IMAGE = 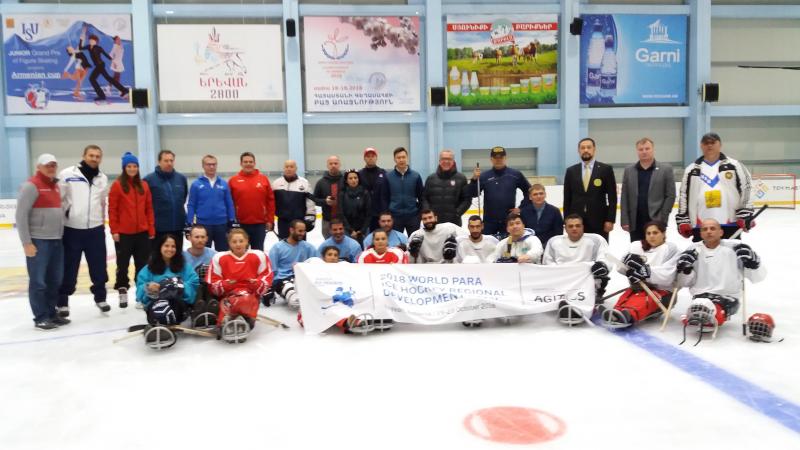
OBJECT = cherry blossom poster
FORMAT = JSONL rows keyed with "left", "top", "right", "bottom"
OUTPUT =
{"left": 303, "top": 16, "right": 420, "bottom": 112}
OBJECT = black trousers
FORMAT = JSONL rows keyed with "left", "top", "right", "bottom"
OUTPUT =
{"left": 58, "top": 226, "right": 107, "bottom": 306}
{"left": 89, "top": 64, "right": 128, "bottom": 99}
{"left": 114, "top": 232, "right": 150, "bottom": 290}
{"left": 392, "top": 214, "right": 420, "bottom": 235}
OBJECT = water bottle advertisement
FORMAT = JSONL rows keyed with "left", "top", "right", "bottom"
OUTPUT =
{"left": 446, "top": 15, "right": 558, "bottom": 110}
{"left": 580, "top": 14, "right": 687, "bottom": 106}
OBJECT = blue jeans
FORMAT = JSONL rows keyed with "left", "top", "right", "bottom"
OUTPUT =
{"left": 27, "top": 239, "right": 64, "bottom": 322}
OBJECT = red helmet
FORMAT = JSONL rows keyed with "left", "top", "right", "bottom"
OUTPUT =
{"left": 748, "top": 313, "right": 775, "bottom": 339}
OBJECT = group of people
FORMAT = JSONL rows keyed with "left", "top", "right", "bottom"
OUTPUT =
{"left": 16, "top": 131, "right": 774, "bottom": 343}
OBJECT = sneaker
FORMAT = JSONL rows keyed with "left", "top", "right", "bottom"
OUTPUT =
{"left": 135, "top": 302, "right": 144, "bottom": 310}
{"left": 52, "top": 316, "right": 71, "bottom": 326}
{"left": 35, "top": 320, "right": 57, "bottom": 331}
{"left": 57, "top": 306, "right": 70, "bottom": 318}
{"left": 118, "top": 288, "right": 128, "bottom": 308}
{"left": 96, "top": 301, "right": 111, "bottom": 313}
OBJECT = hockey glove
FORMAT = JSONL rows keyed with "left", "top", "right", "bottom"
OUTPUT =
{"left": 496, "top": 256, "right": 519, "bottom": 264}
{"left": 675, "top": 214, "right": 693, "bottom": 238}
{"left": 626, "top": 264, "right": 651, "bottom": 284}
{"left": 734, "top": 243, "right": 760, "bottom": 269}
{"left": 622, "top": 253, "right": 646, "bottom": 272}
{"left": 591, "top": 261, "right": 609, "bottom": 279}
{"left": 677, "top": 249, "right": 698, "bottom": 274}
{"left": 228, "top": 221, "right": 241, "bottom": 229}
{"left": 183, "top": 224, "right": 193, "bottom": 239}
{"left": 304, "top": 217, "right": 316, "bottom": 232}
{"left": 442, "top": 235, "right": 458, "bottom": 261}
{"left": 735, "top": 208, "right": 756, "bottom": 231}
{"left": 408, "top": 235, "right": 424, "bottom": 258}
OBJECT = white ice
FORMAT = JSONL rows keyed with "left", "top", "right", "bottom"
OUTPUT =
{"left": 1, "top": 209, "right": 799, "bottom": 450}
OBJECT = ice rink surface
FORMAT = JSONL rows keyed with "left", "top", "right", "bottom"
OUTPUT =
{"left": 1, "top": 209, "right": 799, "bottom": 450}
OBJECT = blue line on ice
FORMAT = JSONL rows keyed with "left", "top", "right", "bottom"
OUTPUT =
{"left": 620, "top": 326, "right": 800, "bottom": 435}
{"left": 0, "top": 327, "right": 128, "bottom": 347}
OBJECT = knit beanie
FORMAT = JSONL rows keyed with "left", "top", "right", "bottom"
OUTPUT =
{"left": 121, "top": 152, "right": 139, "bottom": 170}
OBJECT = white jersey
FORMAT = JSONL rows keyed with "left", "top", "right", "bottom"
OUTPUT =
{"left": 490, "top": 229, "right": 543, "bottom": 263}
{"left": 618, "top": 241, "right": 679, "bottom": 291}
{"left": 543, "top": 233, "right": 608, "bottom": 265}
{"left": 409, "top": 222, "right": 466, "bottom": 264}
{"left": 678, "top": 239, "right": 766, "bottom": 298}
{"left": 457, "top": 234, "right": 499, "bottom": 263}
{"left": 677, "top": 154, "right": 753, "bottom": 228}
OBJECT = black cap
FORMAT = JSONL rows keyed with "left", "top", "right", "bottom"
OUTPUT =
{"left": 701, "top": 132, "right": 721, "bottom": 144}
{"left": 490, "top": 146, "right": 507, "bottom": 157}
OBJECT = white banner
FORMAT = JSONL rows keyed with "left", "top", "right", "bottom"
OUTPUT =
{"left": 295, "top": 262, "right": 595, "bottom": 334}
{"left": 156, "top": 24, "right": 284, "bottom": 101}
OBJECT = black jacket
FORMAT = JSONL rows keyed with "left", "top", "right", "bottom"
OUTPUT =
{"left": 338, "top": 185, "right": 372, "bottom": 236}
{"left": 358, "top": 166, "right": 387, "bottom": 216}
{"left": 563, "top": 160, "right": 617, "bottom": 235}
{"left": 422, "top": 166, "right": 471, "bottom": 226}
{"left": 313, "top": 172, "right": 344, "bottom": 221}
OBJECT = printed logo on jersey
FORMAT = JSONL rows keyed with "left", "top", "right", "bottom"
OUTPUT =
{"left": 699, "top": 172, "right": 719, "bottom": 188}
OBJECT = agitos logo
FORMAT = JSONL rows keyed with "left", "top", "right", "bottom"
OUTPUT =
{"left": 527, "top": 289, "right": 587, "bottom": 304}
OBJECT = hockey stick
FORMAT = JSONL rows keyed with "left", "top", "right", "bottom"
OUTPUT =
{"left": 731, "top": 204, "right": 768, "bottom": 337}
{"left": 170, "top": 325, "right": 216, "bottom": 338}
{"left": 605, "top": 253, "right": 668, "bottom": 315}
{"left": 257, "top": 314, "right": 290, "bottom": 329}
{"left": 476, "top": 163, "right": 482, "bottom": 218}
{"left": 113, "top": 329, "right": 144, "bottom": 344}
{"left": 660, "top": 279, "right": 680, "bottom": 331}
{"left": 600, "top": 286, "right": 629, "bottom": 302}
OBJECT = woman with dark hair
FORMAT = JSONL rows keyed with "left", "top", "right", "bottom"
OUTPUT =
{"left": 338, "top": 169, "right": 371, "bottom": 245}
{"left": 357, "top": 229, "right": 407, "bottom": 264}
{"left": 601, "top": 220, "right": 679, "bottom": 328}
{"left": 135, "top": 234, "right": 198, "bottom": 309}
{"left": 109, "top": 152, "right": 154, "bottom": 309}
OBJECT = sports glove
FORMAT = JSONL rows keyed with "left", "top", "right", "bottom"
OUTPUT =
{"left": 183, "top": 224, "right": 193, "bottom": 239}
{"left": 228, "top": 221, "right": 241, "bottom": 229}
{"left": 591, "top": 261, "right": 609, "bottom": 279}
{"left": 496, "top": 256, "right": 518, "bottom": 264}
{"left": 675, "top": 214, "right": 693, "bottom": 238}
{"left": 622, "top": 253, "right": 646, "bottom": 272}
{"left": 304, "top": 217, "right": 316, "bottom": 232}
{"left": 734, "top": 243, "right": 760, "bottom": 269}
{"left": 442, "top": 235, "right": 457, "bottom": 261}
{"left": 626, "top": 265, "right": 651, "bottom": 284}
{"left": 409, "top": 235, "right": 424, "bottom": 258}
{"left": 676, "top": 249, "right": 698, "bottom": 274}
{"left": 735, "top": 209, "right": 756, "bottom": 231}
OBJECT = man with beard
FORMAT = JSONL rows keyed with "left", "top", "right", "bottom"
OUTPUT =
{"left": 362, "top": 211, "right": 408, "bottom": 250}
{"left": 422, "top": 149, "right": 471, "bottom": 226}
{"left": 313, "top": 155, "right": 344, "bottom": 239}
{"left": 456, "top": 215, "right": 499, "bottom": 263}
{"left": 318, "top": 219, "right": 362, "bottom": 263}
{"left": 266, "top": 220, "right": 317, "bottom": 309}
{"left": 358, "top": 147, "right": 387, "bottom": 231}
{"left": 407, "top": 209, "right": 466, "bottom": 264}
{"left": 563, "top": 138, "right": 617, "bottom": 241}
{"left": 273, "top": 159, "right": 316, "bottom": 239}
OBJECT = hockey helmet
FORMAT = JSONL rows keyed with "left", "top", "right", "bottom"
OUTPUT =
{"left": 748, "top": 313, "right": 775, "bottom": 341}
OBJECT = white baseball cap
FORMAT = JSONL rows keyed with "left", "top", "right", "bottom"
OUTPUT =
{"left": 37, "top": 154, "right": 57, "bottom": 166}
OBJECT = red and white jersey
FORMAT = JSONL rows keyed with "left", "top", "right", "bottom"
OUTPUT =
{"left": 357, "top": 247, "right": 408, "bottom": 264}
{"left": 207, "top": 249, "right": 274, "bottom": 297}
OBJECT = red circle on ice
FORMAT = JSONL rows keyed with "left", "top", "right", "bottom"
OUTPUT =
{"left": 463, "top": 406, "right": 566, "bottom": 445}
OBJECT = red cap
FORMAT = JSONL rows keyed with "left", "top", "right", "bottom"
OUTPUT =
{"left": 364, "top": 147, "right": 378, "bottom": 157}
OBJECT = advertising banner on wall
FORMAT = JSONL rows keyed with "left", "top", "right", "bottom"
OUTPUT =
{"left": 3, "top": 14, "right": 134, "bottom": 114}
{"left": 580, "top": 14, "right": 687, "bottom": 105}
{"left": 445, "top": 15, "right": 558, "bottom": 110}
{"left": 156, "top": 24, "right": 284, "bottom": 102}
{"left": 303, "top": 16, "right": 421, "bottom": 112}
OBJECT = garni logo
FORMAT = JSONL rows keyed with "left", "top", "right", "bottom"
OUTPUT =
{"left": 321, "top": 28, "right": 349, "bottom": 60}
{"left": 636, "top": 19, "right": 681, "bottom": 64}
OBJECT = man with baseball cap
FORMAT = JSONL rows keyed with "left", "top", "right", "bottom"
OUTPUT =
{"left": 467, "top": 146, "right": 531, "bottom": 238}
{"left": 358, "top": 147, "right": 387, "bottom": 231}
{"left": 16, "top": 154, "right": 70, "bottom": 330}
{"left": 676, "top": 132, "right": 755, "bottom": 241}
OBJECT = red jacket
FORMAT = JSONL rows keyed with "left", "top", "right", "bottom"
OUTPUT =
{"left": 207, "top": 250, "right": 273, "bottom": 297}
{"left": 108, "top": 179, "right": 155, "bottom": 236}
{"left": 229, "top": 169, "right": 275, "bottom": 225}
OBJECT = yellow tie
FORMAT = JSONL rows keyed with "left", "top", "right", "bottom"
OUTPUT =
{"left": 582, "top": 163, "right": 591, "bottom": 191}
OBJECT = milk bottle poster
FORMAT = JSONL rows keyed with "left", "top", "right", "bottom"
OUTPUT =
{"left": 3, "top": 14, "right": 134, "bottom": 114}
{"left": 446, "top": 15, "right": 558, "bottom": 110}
{"left": 157, "top": 24, "right": 284, "bottom": 102}
{"left": 303, "top": 16, "right": 420, "bottom": 112}
{"left": 580, "top": 14, "right": 687, "bottom": 105}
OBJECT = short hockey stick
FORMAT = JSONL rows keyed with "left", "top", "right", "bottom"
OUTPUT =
{"left": 257, "top": 314, "right": 290, "bottom": 329}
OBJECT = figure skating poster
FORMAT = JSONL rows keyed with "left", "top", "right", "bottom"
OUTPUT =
{"left": 580, "top": 14, "right": 687, "bottom": 105}
{"left": 3, "top": 14, "right": 134, "bottom": 114}
{"left": 303, "top": 16, "right": 421, "bottom": 112}
{"left": 156, "top": 24, "right": 284, "bottom": 102}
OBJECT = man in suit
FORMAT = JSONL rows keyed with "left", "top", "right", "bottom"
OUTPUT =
{"left": 620, "top": 138, "right": 676, "bottom": 241}
{"left": 520, "top": 184, "right": 563, "bottom": 248}
{"left": 563, "top": 138, "right": 617, "bottom": 242}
